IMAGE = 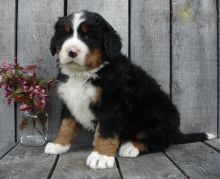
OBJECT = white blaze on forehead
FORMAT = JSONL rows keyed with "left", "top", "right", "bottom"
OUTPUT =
{"left": 73, "top": 12, "right": 85, "bottom": 35}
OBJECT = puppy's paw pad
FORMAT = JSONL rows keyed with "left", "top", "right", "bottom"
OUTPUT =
{"left": 86, "top": 151, "right": 115, "bottom": 169}
{"left": 44, "top": 142, "right": 70, "bottom": 154}
{"left": 119, "top": 142, "right": 139, "bottom": 158}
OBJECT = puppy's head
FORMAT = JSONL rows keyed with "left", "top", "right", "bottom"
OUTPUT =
{"left": 50, "top": 10, "right": 122, "bottom": 69}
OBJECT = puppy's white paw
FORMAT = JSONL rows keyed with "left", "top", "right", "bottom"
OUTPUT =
{"left": 86, "top": 151, "right": 115, "bottom": 169}
{"left": 119, "top": 142, "right": 139, "bottom": 158}
{"left": 206, "top": 133, "right": 216, "bottom": 140}
{"left": 44, "top": 142, "right": 70, "bottom": 154}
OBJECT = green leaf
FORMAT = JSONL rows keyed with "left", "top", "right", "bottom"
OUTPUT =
{"left": 15, "top": 87, "right": 24, "bottom": 94}
{"left": 14, "top": 69, "right": 20, "bottom": 77}
{"left": 39, "top": 79, "right": 45, "bottom": 84}
{"left": 22, "top": 74, "right": 30, "bottom": 80}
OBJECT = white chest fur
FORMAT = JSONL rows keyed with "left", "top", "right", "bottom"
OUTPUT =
{"left": 57, "top": 77, "right": 96, "bottom": 130}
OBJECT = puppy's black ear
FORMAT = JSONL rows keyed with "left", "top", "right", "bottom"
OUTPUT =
{"left": 50, "top": 17, "right": 61, "bottom": 56}
{"left": 103, "top": 22, "right": 122, "bottom": 59}
{"left": 50, "top": 18, "right": 60, "bottom": 56}
{"left": 84, "top": 11, "right": 121, "bottom": 59}
{"left": 50, "top": 35, "right": 57, "bottom": 56}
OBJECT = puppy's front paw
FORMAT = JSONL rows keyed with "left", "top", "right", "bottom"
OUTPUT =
{"left": 86, "top": 151, "right": 115, "bottom": 169}
{"left": 44, "top": 142, "right": 70, "bottom": 154}
{"left": 119, "top": 142, "right": 139, "bottom": 158}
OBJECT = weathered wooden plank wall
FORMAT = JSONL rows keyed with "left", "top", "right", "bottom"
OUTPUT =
{"left": 172, "top": 0, "right": 218, "bottom": 135}
{"left": 0, "top": 0, "right": 219, "bottom": 144}
{"left": 131, "top": 0, "right": 170, "bottom": 93}
{"left": 0, "top": 0, "right": 15, "bottom": 147}
{"left": 218, "top": 0, "right": 220, "bottom": 138}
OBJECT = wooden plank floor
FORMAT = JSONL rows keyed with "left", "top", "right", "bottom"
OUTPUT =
{"left": 0, "top": 139, "right": 220, "bottom": 179}
{"left": 0, "top": 142, "right": 17, "bottom": 160}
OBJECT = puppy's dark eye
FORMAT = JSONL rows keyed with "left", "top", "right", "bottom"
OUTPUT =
{"left": 80, "top": 22, "right": 89, "bottom": 34}
{"left": 64, "top": 24, "right": 72, "bottom": 34}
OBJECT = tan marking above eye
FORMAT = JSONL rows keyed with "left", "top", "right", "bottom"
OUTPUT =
{"left": 81, "top": 21, "right": 89, "bottom": 33}
{"left": 64, "top": 23, "right": 71, "bottom": 33}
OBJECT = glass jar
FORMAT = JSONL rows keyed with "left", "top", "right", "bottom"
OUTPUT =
{"left": 19, "top": 110, "right": 48, "bottom": 146}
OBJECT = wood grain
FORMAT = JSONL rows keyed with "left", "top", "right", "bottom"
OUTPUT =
{"left": 205, "top": 139, "right": 220, "bottom": 151}
{"left": 165, "top": 142, "right": 220, "bottom": 179}
{"left": 0, "top": 143, "right": 16, "bottom": 159}
{"left": 130, "top": 0, "right": 170, "bottom": 93}
{"left": 68, "top": 0, "right": 128, "bottom": 55}
{"left": 218, "top": 0, "right": 220, "bottom": 138}
{"left": 17, "top": 0, "right": 64, "bottom": 140}
{"left": 51, "top": 130, "right": 121, "bottom": 179}
{"left": 0, "top": 144, "right": 57, "bottom": 179}
{"left": 172, "top": 0, "right": 218, "bottom": 134}
{"left": 118, "top": 152, "right": 186, "bottom": 179}
{"left": 0, "top": 0, "right": 16, "bottom": 60}
{"left": 0, "top": 0, "right": 15, "bottom": 147}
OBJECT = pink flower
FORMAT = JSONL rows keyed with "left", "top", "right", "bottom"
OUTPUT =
{"left": 1, "top": 84, "right": 7, "bottom": 89}
{"left": 3, "top": 91, "right": 10, "bottom": 97}
{"left": 34, "top": 89, "right": 39, "bottom": 93}
{"left": 29, "top": 93, "right": 34, "bottom": 99}
{"left": 29, "top": 86, "right": 34, "bottom": 91}
{"left": 2, "top": 63, "right": 9, "bottom": 69}
{"left": 23, "top": 85, "right": 29, "bottom": 92}
{"left": 19, "top": 104, "right": 31, "bottom": 111}
{"left": 0, "top": 60, "right": 53, "bottom": 112}
{"left": 35, "top": 85, "right": 40, "bottom": 89}
{"left": 41, "top": 99, "right": 46, "bottom": 105}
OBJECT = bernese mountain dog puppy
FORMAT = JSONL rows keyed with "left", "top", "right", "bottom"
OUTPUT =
{"left": 45, "top": 10, "right": 215, "bottom": 169}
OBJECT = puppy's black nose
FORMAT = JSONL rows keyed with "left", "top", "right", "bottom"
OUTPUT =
{"left": 67, "top": 46, "right": 80, "bottom": 58}
{"left": 68, "top": 51, "right": 77, "bottom": 58}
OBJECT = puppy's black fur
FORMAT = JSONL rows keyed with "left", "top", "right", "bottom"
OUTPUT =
{"left": 51, "top": 11, "right": 209, "bottom": 153}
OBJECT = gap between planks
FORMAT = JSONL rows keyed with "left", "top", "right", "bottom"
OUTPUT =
{"left": 0, "top": 143, "right": 18, "bottom": 160}
{"left": 47, "top": 155, "right": 59, "bottom": 179}
{"left": 115, "top": 157, "right": 124, "bottom": 179}
{"left": 162, "top": 151, "right": 189, "bottom": 178}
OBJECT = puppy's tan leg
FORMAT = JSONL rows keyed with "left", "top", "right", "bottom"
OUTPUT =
{"left": 87, "top": 124, "right": 119, "bottom": 169}
{"left": 45, "top": 117, "right": 78, "bottom": 154}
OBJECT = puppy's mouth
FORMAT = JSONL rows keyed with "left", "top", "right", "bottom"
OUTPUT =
{"left": 66, "top": 60, "right": 76, "bottom": 65}
{"left": 65, "top": 56, "right": 79, "bottom": 65}
{"left": 65, "top": 58, "right": 85, "bottom": 68}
